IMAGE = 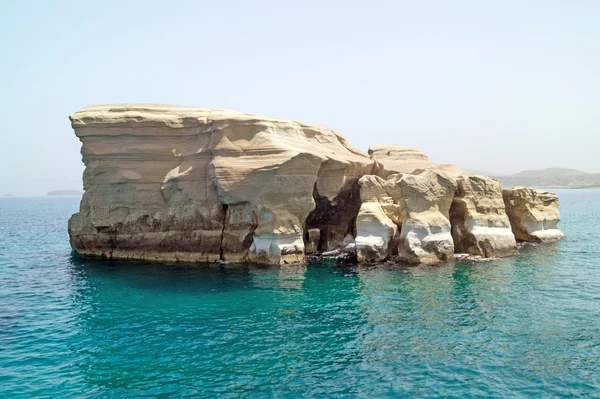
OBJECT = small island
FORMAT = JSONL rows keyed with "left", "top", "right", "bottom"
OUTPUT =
{"left": 47, "top": 190, "right": 83, "bottom": 196}
{"left": 67, "top": 104, "right": 566, "bottom": 266}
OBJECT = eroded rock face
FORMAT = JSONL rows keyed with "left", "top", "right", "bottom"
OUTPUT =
{"left": 369, "top": 145, "right": 435, "bottom": 177}
{"left": 69, "top": 104, "right": 565, "bottom": 266}
{"left": 355, "top": 171, "right": 527, "bottom": 263}
{"left": 450, "top": 176, "right": 517, "bottom": 258}
{"left": 502, "top": 187, "right": 565, "bottom": 243}
{"left": 355, "top": 170, "right": 457, "bottom": 264}
{"left": 68, "top": 104, "right": 373, "bottom": 265}
{"left": 394, "top": 170, "right": 458, "bottom": 264}
{"left": 369, "top": 145, "right": 465, "bottom": 178}
{"left": 355, "top": 175, "right": 399, "bottom": 262}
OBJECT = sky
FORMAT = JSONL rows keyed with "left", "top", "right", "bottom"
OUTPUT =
{"left": 1, "top": 0, "right": 599, "bottom": 195}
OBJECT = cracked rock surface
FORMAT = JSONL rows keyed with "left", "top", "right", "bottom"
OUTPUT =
{"left": 68, "top": 104, "right": 373, "bottom": 265}
{"left": 502, "top": 187, "right": 566, "bottom": 243}
{"left": 68, "top": 105, "right": 565, "bottom": 265}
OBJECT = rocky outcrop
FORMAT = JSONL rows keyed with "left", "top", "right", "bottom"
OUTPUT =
{"left": 502, "top": 187, "right": 566, "bottom": 243}
{"left": 394, "top": 170, "right": 458, "bottom": 264}
{"left": 68, "top": 104, "right": 373, "bottom": 265}
{"left": 355, "top": 175, "right": 399, "bottom": 262}
{"left": 355, "top": 170, "right": 458, "bottom": 264}
{"left": 68, "top": 104, "right": 565, "bottom": 266}
{"left": 369, "top": 145, "right": 435, "bottom": 177}
{"left": 369, "top": 145, "right": 465, "bottom": 178}
{"left": 450, "top": 176, "right": 517, "bottom": 258}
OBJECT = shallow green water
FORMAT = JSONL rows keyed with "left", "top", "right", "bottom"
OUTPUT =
{"left": 1, "top": 190, "right": 599, "bottom": 397}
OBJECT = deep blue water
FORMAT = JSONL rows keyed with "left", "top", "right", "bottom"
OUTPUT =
{"left": 1, "top": 190, "right": 599, "bottom": 398}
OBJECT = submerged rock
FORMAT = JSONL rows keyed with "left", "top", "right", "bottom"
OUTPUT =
{"left": 502, "top": 187, "right": 566, "bottom": 243}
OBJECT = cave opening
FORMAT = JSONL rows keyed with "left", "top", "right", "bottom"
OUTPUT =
{"left": 304, "top": 179, "right": 362, "bottom": 253}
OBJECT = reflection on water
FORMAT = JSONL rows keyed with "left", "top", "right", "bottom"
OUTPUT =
{"left": 1, "top": 193, "right": 600, "bottom": 397}
{"left": 64, "top": 257, "right": 370, "bottom": 397}
{"left": 59, "top": 251, "right": 600, "bottom": 397}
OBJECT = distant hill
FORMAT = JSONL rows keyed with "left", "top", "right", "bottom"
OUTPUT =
{"left": 47, "top": 190, "right": 83, "bottom": 196}
{"left": 512, "top": 168, "right": 590, "bottom": 178}
{"left": 493, "top": 168, "right": 600, "bottom": 189}
{"left": 466, "top": 169, "right": 509, "bottom": 177}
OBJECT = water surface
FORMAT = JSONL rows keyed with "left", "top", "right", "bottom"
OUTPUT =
{"left": 1, "top": 191, "right": 599, "bottom": 397}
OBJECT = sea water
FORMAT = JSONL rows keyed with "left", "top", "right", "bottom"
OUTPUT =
{"left": 1, "top": 190, "right": 599, "bottom": 397}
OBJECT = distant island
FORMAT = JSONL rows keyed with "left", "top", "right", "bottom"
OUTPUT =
{"left": 3, "top": 194, "right": 14, "bottom": 197}
{"left": 492, "top": 168, "right": 600, "bottom": 189}
{"left": 47, "top": 190, "right": 83, "bottom": 196}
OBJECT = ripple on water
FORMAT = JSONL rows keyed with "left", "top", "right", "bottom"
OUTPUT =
{"left": 0, "top": 193, "right": 599, "bottom": 397}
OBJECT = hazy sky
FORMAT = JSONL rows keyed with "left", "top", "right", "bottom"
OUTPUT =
{"left": 2, "top": 1, "right": 599, "bottom": 195}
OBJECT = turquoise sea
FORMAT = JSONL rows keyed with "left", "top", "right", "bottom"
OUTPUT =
{"left": 1, "top": 190, "right": 599, "bottom": 398}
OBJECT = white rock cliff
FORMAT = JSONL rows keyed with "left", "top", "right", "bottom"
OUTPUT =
{"left": 68, "top": 105, "right": 373, "bottom": 265}
{"left": 502, "top": 187, "right": 566, "bottom": 243}
{"left": 68, "top": 105, "right": 565, "bottom": 265}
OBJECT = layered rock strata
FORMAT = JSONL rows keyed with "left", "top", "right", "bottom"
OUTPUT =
{"left": 68, "top": 105, "right": 565, "bottom": 266}
{"left": 68, "top": 105, "right": 373, "bottom": 265}
{"left": 355, "top": 170, "right": 458, "bottom": 264}
{"left": 394, "top": 170, "right": 458, "bottom": 264}
{"left": 450, "top": 176, "right": 517, "bottom": 258}
{"left": 355, "top": 175, "right": 400, "bottom": 262}
{"left": 369, "top": 145, "right": 436, "bottom": 177}
{"left": 502, "top": 187, "right": 566, "bottom": 243}
{"left": 369, "top": 144, "right": 465, "bottom": 178}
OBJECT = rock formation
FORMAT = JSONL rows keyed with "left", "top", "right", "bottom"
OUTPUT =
{"left": 369, "top": 144, "right": 465, "bottom": 178}
{"left": 369, "top": 145, "right": 435, "bottom": 177}
{"left": 356, "top": 149, "right": 516, "bottom": 263}
{"left": 502, "top": 187, "right": 566, "bottom": 243}
{"left": 68, "top": 105, "right": 373, "bottom": 265}
{"left": 450, "top": 176, "right": 517, "bottom": 258}
{"left": 397, "top": 170, "right": 460, "bottom": 264}
{"left": 355, "top": 169, "right": 458, "bottom": 264}
{"left": 68, "top": 105, "right": 565, "bottom": 266}
{"left": 355, "top": 175, "right": 399, "bottom": 262}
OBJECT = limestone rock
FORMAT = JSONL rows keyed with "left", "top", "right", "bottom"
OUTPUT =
{"left": 369, "top": 145, "right": 435, "bottom": 177}
{"left": 355, "top": 170, "right": 457, "bottom": 264}
{"left": 68, "top": 104, "right": 565, "bottom": 267}
{"left": 68, "top": 104, "right": 374, "bottom": 265}
{"left": 502, "top": 187, "right": 565, "bottom": 243}
{"left": 369, "top": 145, "right": 465, "bottom": 179}
{"left": 355, "top": 175, "right": 399, "bottom": 262}
{"left": 394, "top": 170, "right": 458, "bottom": 264}
{"left": 450, "top": 175, "right": 517, "bottom": 258}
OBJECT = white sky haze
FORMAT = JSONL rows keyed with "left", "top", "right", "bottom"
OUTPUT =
{"left": 1, "top": 0, "right": 599, "bottom": 195}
